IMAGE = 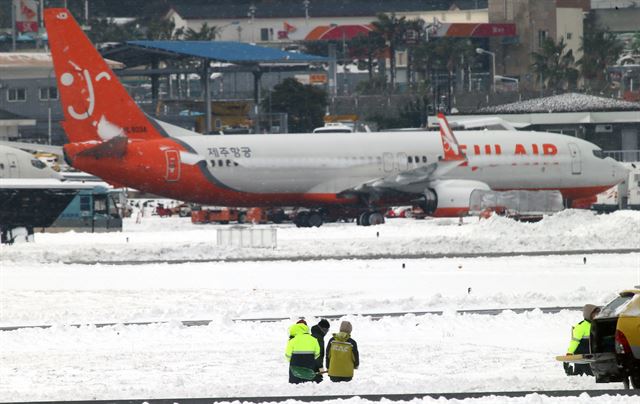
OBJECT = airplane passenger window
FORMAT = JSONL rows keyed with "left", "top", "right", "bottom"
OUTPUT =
{"left": 0, "top": 163, "right": 4, "bottom": 170}
{"left": 422, "top": 156, "right": 427, "bottom": 163}
{"left": 218, "top": 159, "right": 223, "bottom": 167}
{"left": 407, "top": 156, "right": 413, "bottom": 163}
{"left": 211, "top": 160, "right": 216, "bottom": 167}
{"left": 415, "top": 156, "right": 419, "bottom": 163}
{"left": 226, "top": 160, "right": 231, "bottom": 166}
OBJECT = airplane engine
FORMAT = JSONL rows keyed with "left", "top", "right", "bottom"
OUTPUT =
{"left": 420, "top": 179, "right": 491, "bottom": 217}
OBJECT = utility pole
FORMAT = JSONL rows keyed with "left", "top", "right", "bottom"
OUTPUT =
{"left": 303, "top": 0, "right": 310, "bottom": 24}
{"left": 248, "top": 4, "right": 256, "bottom": 42}
{"left": 11, "top": 1, "right": 16, "bottom": 51}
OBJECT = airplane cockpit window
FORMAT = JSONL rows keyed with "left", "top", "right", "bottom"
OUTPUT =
{"left": 31, "top": 159, "right": 47, "bottom": 169}
{"left": 592, "top": 150, "right": 605, "bottom": 159}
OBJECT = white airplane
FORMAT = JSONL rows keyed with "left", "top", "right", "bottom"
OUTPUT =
{"left": 42, "top": 8, "right": 629, "bottom": 227}
{"left": 0, "top": 144, "right": 62, "bottom": 179}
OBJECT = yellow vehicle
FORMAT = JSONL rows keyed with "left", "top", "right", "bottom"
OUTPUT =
{"left": 558, "top": 287, "right": 640, "bottom": 389}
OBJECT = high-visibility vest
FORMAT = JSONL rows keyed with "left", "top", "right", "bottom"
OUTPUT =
{"left": 328, "top": 337, "right": 355, "bottom": 377}
{"left": 567, "top": 320, "right": 591, "bottom": 354}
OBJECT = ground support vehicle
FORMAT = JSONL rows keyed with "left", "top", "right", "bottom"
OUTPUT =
{"left": 191, "top": 207, "right": 246, "bottom": 224}
{"left": 557, "top": 287, "right": 640, "bottom": 389}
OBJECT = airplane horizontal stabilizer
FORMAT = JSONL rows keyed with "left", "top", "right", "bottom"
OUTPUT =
{"left": 76, "top": 136, "right": 128, "bottom": 159}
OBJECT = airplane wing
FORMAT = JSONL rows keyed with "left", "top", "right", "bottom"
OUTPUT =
{"left": 339, "top": 113, "right": 467, "bottom": 196}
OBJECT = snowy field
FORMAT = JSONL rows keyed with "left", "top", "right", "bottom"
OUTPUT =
{"left": 1, "top": 210, "right": 639, "bottom": 403}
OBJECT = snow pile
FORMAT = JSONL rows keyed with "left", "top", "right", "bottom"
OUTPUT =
{"left": 479, "top": 93, "right": 640, "bottom": 113}
{"left": 1, "top": 209, "right": 637, "bottom": 264}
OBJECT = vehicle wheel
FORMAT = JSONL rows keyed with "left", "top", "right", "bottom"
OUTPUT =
{"left": 270, "top": 210, "right": 286, "bottom": 224}
{"left": 358, "top": 212, "right": 371, "bottom": 226}
{"left": 294, "top": 211, "right": 310, "bottom": 228}
{"left": 237, "top": 212, "right": 246, "bottom": 224}
{"left": 307, "top": 211, "right": 323, "bottom": 227}
{"left": 631, "top": 372, "right": 640, "bottom": 389}
{"left": 368, "top": 212, "right": 385, "bottom": 225}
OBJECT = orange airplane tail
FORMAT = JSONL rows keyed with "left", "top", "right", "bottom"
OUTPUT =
{"left": 45, "top": 8, "right": 162, "bottom": 143}
{"left": 437, "top": 112, "right": 465, "bottom": 161}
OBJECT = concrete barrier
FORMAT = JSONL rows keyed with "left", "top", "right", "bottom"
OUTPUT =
{"left": 217, "top": 226, "right": 277, "bottom": 248}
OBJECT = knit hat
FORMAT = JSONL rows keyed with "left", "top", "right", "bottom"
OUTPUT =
{"left": 318, "top": 319, "right": 330, "bottom": 330}
{"left": 339, "top": 321, "right": 352, "bottom": 334}
{"left": 583, "top": 304, "right": 600, "bottom": 321}
{"left": 296, "top": 319, "right": 307, "bottom": 325}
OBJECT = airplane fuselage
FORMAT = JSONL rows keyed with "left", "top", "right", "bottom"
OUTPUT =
{"left": 67, "top": 129, "right": 627, "bottom": 209}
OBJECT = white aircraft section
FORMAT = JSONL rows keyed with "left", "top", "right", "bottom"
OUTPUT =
{"left": 1, "top": 211, "right": 638, "bottom": 402}
{"left": 182, "top": 130, "right": 625, "bottom": 194}
{"left": 0, "top": 145, "right": 62, "bottom": 179}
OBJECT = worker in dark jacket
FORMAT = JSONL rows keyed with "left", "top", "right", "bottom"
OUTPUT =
{"left": 564, "top": 304, "right": 600, "bottom": 376}
{"left": 326, "top": 321, "right": 359, "bottom": 382}
{"left": 285, "top": 321, "right": 320, "bottom": 383}
{"left": 310, "top": 319, "right": 330, "bottom": 382}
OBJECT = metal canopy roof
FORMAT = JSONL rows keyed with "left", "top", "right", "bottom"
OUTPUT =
{"left": 107, "top": 40, "right": 327, "bottom": 66}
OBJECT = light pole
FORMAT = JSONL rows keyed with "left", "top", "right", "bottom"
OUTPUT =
{"left": 476, "top": 48, "right": 495, "bottom": 93}
{"left": 303, "top": 0, "right": 310, "bottom": 24}
{"left": 248, "top": 4, "right": 256, "bottom": 42}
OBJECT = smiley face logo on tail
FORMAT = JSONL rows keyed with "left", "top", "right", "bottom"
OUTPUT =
{"left": 59, "top": 60, "right": 112, "bottom": 122}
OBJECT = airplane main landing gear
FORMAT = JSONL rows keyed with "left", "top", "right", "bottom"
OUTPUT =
{"left": 357, "top": 211, "right": 385, "bottom": 226}
{"left": 294, "top": 210, "right": 324, "bottom": 228}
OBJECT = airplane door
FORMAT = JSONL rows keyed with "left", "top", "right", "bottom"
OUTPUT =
{"left": 567, "top": 143, "right": 581, "bottom": 175}
{"left": 383, "top": 152, "right": 394, "bottom": 173}
{"left": 397, "top": 152, "right": 408, "bottom": 172}
{"left": 7, "top": 153, "right": 19, "bottom": 177}
{"left": 164, "top": 150, "right": 181, "bottom": 182}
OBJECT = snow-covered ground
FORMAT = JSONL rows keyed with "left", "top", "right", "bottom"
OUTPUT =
{"left": 1, "top": 211, "right": 639, "bottom": 403}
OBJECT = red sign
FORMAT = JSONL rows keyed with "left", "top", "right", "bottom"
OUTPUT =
{"left": 434, "top": 23, "right": 517, "bottom": 38}
{"left": 14, "top": 0, "right": 39, "bottom": 33}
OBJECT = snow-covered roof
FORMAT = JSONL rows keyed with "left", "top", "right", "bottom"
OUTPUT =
{"left": 479, "top": 93, "right": 640, "bottom": 114}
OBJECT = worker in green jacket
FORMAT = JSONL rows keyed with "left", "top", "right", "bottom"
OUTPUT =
{"left": 326, "top": 321, "right": 359, "bottom": 382}
{"left": 564, "top": 304, "right": 600, "bottom": 376}
{"left": 285, "top": 320, "right": 321, "bottom": 383}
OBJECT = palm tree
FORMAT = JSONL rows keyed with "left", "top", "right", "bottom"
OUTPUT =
{"left": 531, "top": 37, "right": 578, "bottom": 92}
{"left": 577, "top": 18, "right": 623, "bottom": 91}
{"left": 348, "top": 31, "right": 386, "bottom": 82}
{"left": 183, "top": 22, "right": 220, "bottom": 41}
{"left": 371, "top": 13, "right": 407, "bottom": 90}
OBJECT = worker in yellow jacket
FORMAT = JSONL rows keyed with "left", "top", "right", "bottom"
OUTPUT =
{"left": 285, "top": 320, "right": 320, "bottom": 383}
{"left": 326, "top": 321, "right": 360, "bottom": 382}
{"left": 564, "top": 304, "right": 600, "bottom": 376}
